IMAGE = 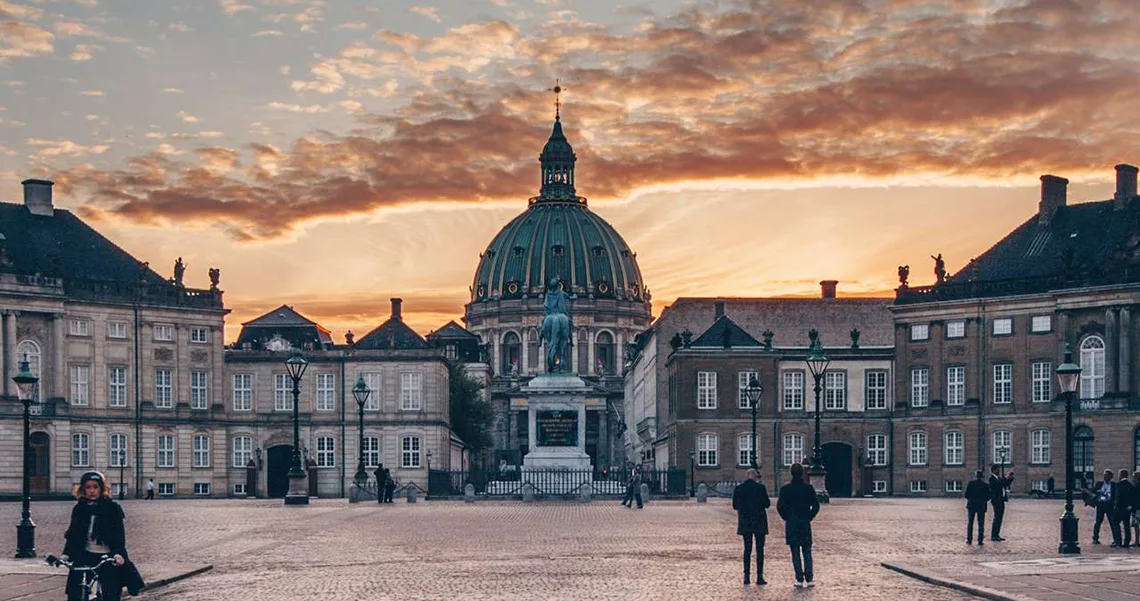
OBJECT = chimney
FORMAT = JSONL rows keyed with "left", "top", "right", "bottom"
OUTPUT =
{"left": 1038, "top": 175, "right": 1068, "bottom": 225}
{"left": 390, "top": 297, "right": 403, "bottom": 321}
{"left": 1114, "top": 163, "right": 1138, "bottom": 210}
{"left": 714, "top": 300, "right": 725, "bottom": 321}
{"left": 820, "top": 280, "right": 838, "bottom": 299}
{"left": 22, "top": 179, "right": 54, "bottom": 217}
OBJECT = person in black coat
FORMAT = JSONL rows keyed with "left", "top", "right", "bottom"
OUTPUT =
{"left": 988, "top": 464, "right": 1014, "bottom": 541}
{"left": 383, "top": 468, "right": 396, "bottom": 503}
{"left": 1115, "top": 469, "right": 1134, "bottom": 548}
{"left": 1088, "top": 469, "right": 1118, "bottom": 545}
{"left": 732, "top": 468, "right": 770, "bottom": 585}
{"left": 777, "top": 463, "right": 820, "bottom": 587}
{"left": 964, "top": 470, "right": 991, "bottom": 545}
{"left": 61, "top": 472, "right": 130, "bottom": 601}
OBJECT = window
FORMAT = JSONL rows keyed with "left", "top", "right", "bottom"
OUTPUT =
{"left": 782, "top": 370, "right": 804, "bottom": 410}
{"left": 946, "top": 366, "right": 965, "bottom": 406}
{"left": 910, "top": 480, "right": 928, "bottom": 493}
{"left": 316, "top": 373, "right": 336, "bottom": 411}
{"left": 1032, "top": 361, "right": 1052, "bottom": 403}
{"left": 697, "top": 433, "right": 718, "bottom": 467}
{"left": 232, "top": 374, "right": 252, "bottom": 411}
{"left": 70, "top": 365, "right": 90, "bottom": 406}
{"left": 316, "top": 436, "right": 335, "bottom": 467}
{"left": 359, "top": 373, "right": 381, "bottom": 410}
{"left": 946, "top": 320, "right": 966, "bottom": 339}
{"left": 190, "top": 327, "right": 209, "bottom": 343}
{"left": 232, "top": 435, "right": 252, "bottom": 468}
{"left": 910, "top": 367, "right": 929, "bottom": 408}
{"left": 1031, "top": 429, "right": 1051, "bottom": 465}
{"left": 111, "top": 483, "right": 127, "bottom": 499}
{"left": 193, "top": 483, "right": 211, "bottom": 496}
{"left": 824, "top": 371, "right": 846, "bottom": 410}
{"left": 737, "top": 371, "right": 759, "bottom": 409}
{"left": 400, "top": 372, "right": 422, "bottom": 410}
{"left": 16, "top": 340, "right": 42, "bottom": 403}
{"left": 945, "top": 480, "right": 963, "bottom": 493}
{"left": 444, "top": 344, "right": 458, "bottom": 360}
{"left": 697, "top": 371, "right": 717, "bottom": 409}
{"left": 68, "top": 319, "right": 90, "bottom": 337}
{"left": 154, "top": 323, "right": 174, "bottom": 341}
{"left": 867, "top": 434, "right": 887, "bottom": 466}
{"left": 108, "top": 366, "right": 127, "bottom": 407}
{"left": 363, "top": 436, "right": 380, "bottom": 468}
{"left": 1074, "top": 426, "right": 1094, "bottom": 475}
{"left": 910, "top": 324, "right": 929, "bottom": 341}
{"left": 1079, "top": 336, "right": 1106, "bottom": 399}
{"left": 1031, "top": 315, "right": 1052, "bottom": 333}
{"left": 275, "top": 373, "right": 292, "bottom": 411}
{"left": 71, "top": 433, "right": 90, "bottom": 467}
{"left": 190, "top": 371, "right": 208, "bottom": 409}
{"left": 944, "top": 430, "right": 964, "bottom": 465}
{"left": 109, "top": 433, "right": 127, "bottom": 467}
{"left": 783, "top": 433, "right": 804, "bottom": 466}
{"left": 992, "top": 318, "right": 1012, "bottom": 336}
{"left": 193, "top": 434, "right": 211, "bottom": 468}
{"left": 908, "top": 431, "right": 928, "bottom": 466}
{"left": 233, "top": 483, "right": 247, "bottom": 496}
{"left": 158, "top": 483, "right": 175, "bottom": 496}
{"left": 107, "top": 322, "right": 128, "bottom": 339}
{"left": 992, "top": 430, "right": 1012, "bottom": 466}
{"left": 401, "top": 436, "right": 421, "bottom": 468}
{"left": 155, "top": 369, "right": 172, "bottom": 408}
{"left": 865, "top": 370, "right": 887, "bottom": 410}
{"left": 157, "top": 434, "right": 175, "bottom": 467}
{"left": 993, "top": 364, "right": 1012, "bottom": 404}
{"left": 872, "top": 480, "right": 887, "bottom": 493}
{"left": 738, "top": 434, "right": 755, "bottom": 467}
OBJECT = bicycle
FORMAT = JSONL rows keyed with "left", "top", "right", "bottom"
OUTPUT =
{"left": 45, "top": 553, "right": 117, "bottom": 601}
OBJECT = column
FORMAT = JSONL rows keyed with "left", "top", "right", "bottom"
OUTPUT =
{"left": 570, "top": 329, "right": 578, "bottom": 374}
{"left": 5, "top": 311, "right": 17, "bottom": 393}
{"left": 1, "top": 312, "right": 8, "bottom": 397}
{"left": 520, "top": 328, "right": 529, "bottom": 375}
{"left": 492, "top": 331, "right": 501, "bottom": 374}
{"left": 598, "top": 406, "right": 609, "bottom": 467}
{"left": 1058, "top": 311, "right": 1071, "bottom": 357}
{"left": 587, "top": 332, "right": 596, "bottom": 376}
{"left": 1105, "top": 309, "right": 1118, "bottom": 394}
{"left": 507, "top": 410, "right": 518, "bottom": 457}
{"left": 616, "top": 330, "right": 625, "bottom": 373}
{"left": 1119, "top": 306, "right": 1131, "bottom": 395}
{"left": 52, "top": 315, "right": 64, "bottom": 400}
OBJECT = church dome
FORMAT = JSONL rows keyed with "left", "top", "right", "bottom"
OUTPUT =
{"left": 469, "top": 117, "right": 649, "bottom": 304}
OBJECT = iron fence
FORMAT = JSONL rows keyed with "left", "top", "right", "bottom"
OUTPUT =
{"left": 427, "top": 467, "right": 689, "bottom": 498}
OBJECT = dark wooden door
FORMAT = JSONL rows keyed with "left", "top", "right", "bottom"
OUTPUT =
{"left": 267, "top": 445, "right": 293, "bottom": 498}
{"left": 30, "top": 432, "right": 50, "bottom": 495}
{"left": 822, "top": 443, "right": 853, "bottom": 498}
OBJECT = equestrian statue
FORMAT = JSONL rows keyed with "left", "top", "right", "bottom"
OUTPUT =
{"left": 540, "top": 276, "right": 573, "bottom": 373}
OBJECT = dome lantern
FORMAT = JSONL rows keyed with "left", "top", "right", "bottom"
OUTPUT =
{"left": 536, "top": 82, "right": 580, "bottom": 204}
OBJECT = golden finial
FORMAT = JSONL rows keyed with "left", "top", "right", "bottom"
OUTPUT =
{"left": 548, "top": 79, "right": 562, "bottom": 120}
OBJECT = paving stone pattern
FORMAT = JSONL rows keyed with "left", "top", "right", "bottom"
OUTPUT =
{"left": 1, "top": 497, "right": 1132, "bottom": 600}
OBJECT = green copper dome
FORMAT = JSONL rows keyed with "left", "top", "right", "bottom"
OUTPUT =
{"left": 470, "top": 118, "right": 647, "bottom": 303}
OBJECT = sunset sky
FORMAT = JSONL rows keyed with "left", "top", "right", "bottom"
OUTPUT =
{"left": 1, "top": 0, "right": 1138, "bottom": 343}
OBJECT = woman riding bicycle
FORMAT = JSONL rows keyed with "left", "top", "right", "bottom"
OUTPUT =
{"left": 60, "top": 471, "right": 129, "bottom": 601}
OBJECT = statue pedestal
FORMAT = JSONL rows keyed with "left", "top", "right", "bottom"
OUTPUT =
{"left": 523, "top": 374, "right": 592, "bottom": 472}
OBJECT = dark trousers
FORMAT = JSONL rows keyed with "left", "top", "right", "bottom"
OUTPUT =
{"left": 990, "top": 502, "right": 1006, "bottom": 539}
{"left": 967, "top": 508, "right": 986, "bottom": 542}
{"left": 742, "top": 533, "right": 764, "bottom": 577}
{"left": 621, "top": 485, "right": 642, "bottom": 508}
{"left": 66, "top": 551, "right": 122, "bottom": 601}
{"left": 1117, "top": 511, "right": 1133, "bottom": 547}
{"left": 384, "top": 487, "right": 394, "bottom": 503}
{"left": 790, "top": 544, "right": 813, "bottom": 583}
{"left": 1093, "top": 505, "right": 1118, "bottom": 543}
{"left": 144, "top": 489, "right": 153, "bottom": 500}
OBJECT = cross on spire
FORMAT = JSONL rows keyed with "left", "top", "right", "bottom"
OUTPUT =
{"left": 548, "top": 79, "right": 562, "bottom": 120}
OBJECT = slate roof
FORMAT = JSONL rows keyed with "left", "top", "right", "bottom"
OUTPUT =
{"left": 355, "top": 315, "right": 428, "bottom": 350}
{"left": 426, "top": 320, "right": 478, "bottom": 341}
{"left": 241, "top": 305, "right": 319, "bottom": 328}
{"left": 234, "top": 305, "right": 333, "bottom": 349}
{"left": 690, "top": 315, "right": 762, "bottom": 348}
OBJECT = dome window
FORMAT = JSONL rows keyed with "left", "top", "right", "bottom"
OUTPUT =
{"left": 551, "top": 245, "right": 565, "bottom": 257}
{"left": 592, "top": 246, "right": 604, "bottom": 258}
{"left": 512, "top": 246, "right": 525, "bottom": 257}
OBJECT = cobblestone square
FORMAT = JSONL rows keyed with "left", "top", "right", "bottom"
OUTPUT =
{"left": 3, "top": 497, "right": 1138, "bottom": 600}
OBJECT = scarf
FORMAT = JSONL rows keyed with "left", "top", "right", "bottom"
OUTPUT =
{"left": 74, "top": 499, "right": 115, "bottom": 547}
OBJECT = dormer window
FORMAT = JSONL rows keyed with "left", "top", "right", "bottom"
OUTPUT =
{"left": 592, "top": 246, "right": 604, "bottom": 258}
{"left": 513, "top": 246, "right": 525, "bottom": 257}
{"left": 551, "top": 245, "right": 565, "bottom": 257}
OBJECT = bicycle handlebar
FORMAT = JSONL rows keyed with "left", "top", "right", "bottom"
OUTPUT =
{"left": 45, "top": 554, "right": 117, "bottom": 571}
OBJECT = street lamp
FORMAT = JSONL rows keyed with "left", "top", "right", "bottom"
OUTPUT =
{"left": 284, "top": 350, "right": 309, "bottom": 506}
{"left": 13, "top": 357, "right": 39, "bottom": 558}
{"left": 1056, "top": 343, "right": 1082, "bottom": 555}
{"left": 745, "top": 375, "right": 763, "bottom": 469}
{"left": 805, "top": 335, "right": 830, "bottom": 502}
{"left": 426, "top": 450, "right": 433, "bottom": 500}
{"left": 688, "top": 449, "right": 696, "bottom": 498}
{"left": 351, "top": 376, "right": 371, "bottom": 488}
{"left": 117, "top": 449, "right": 126, "bottom": 501}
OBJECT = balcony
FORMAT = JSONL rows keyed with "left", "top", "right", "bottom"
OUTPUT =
{"left": 894, "top": 267, "right": 1140, "bottom": 305}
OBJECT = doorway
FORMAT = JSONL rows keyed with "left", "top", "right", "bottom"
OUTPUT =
{"left": 30, "top": 432, "right": 50, "bottom": 495}
{"left": 266, "top": 445, "right": 293, "bottom": 498}
{"left": 821, "top": 442, "right": 853, "bottom": 498}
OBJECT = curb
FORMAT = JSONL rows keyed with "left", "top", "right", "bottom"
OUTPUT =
{"left": 881, "top": 562, "right": 1038, "bottom": 601}
{"left": 145, "top": 565, "right": 213, "bottom": 591}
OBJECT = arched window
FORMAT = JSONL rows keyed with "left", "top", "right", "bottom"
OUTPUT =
{"left": 1079, "top": 336, "right": 1105, "bottom": 399}
{"left": 1073, "top": 426, "right": 1094, "bottom": 486}
{"left": 16, "top": 340, "right": 42, "bottom": 402}
{"left": 596, "top": 331, "right": 615, "bottom": 375}
{"left": 501, "top": 331, "right": 521, "bottom": 375}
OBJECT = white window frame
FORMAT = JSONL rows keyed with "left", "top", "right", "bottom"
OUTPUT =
{"left": 1030, "top": 315, "right": 1052, "bottom": 333}
{"left": 154, "top": 323, "right": 175, "bottom": 341}
{"left": 992, "top": 318, "right": 1013, "bottom": 336}
{"left": 157, "top": 434, "right": 175, "bottom": 468}
{"left": 782, "top": 370, "right": 804, "bottom": 410}
{"left": 865, "top": 370, "right": 887, "bottom": 410}
{"left": 782, "top": 433, "right": 804, "bottom": 466}
{"left": 233, "top": 483, "right": 247, "bottom": 496}
{"left": 697, "top": 433, "right": 718, "bottom": 467}
{"left": 17, "top": 340, "right": 42, "bottom": 403}
{"left": 946, "top": 366, "right": 965, "bottom": 406}
{"left": 910, "top": 480, "right": 928, "bottom": 493}
{"left": 824, "top": 371, "right": 846, "bottom": 410}
{"left": 155, "top": 368, "right": 172, "bottom": 408}
{"left": 1031, "top": 429, "right": 1051, "bottom": 465}
{"left": 1080, "top": 336, "right": 1106, "bottom": 399}
{"left": 232, "top": 435, "right": 252, "bottom": 468}
{"left": 737, "top": 370, "right": 759, "bottom": 410}
{"left": 872, "top": 480, "right": 887, "bottom": 493}
{"left": 946, "top": 320, "right": 966, "bottom": 339}
{"left": 696, "top": 371, "right": 717, "bottom": 409}
{"left": 316, "top": 436, "right": 335, "bottom": 468}
{"left": 908, "top": 431, "right": 928, "bottom": 466}
{"left": 993, "top": 363, "right": 1012, "bottom": 404}
{"left": 157, "top": 482, "right": 175, "bottom": 496}
{"left": 107, "top": 321, "right": 128, "bottom": 339}
{"left": 70, "top": 364, "right": 90, "bottom": 406}
{"left": 316, "top": 373, "right": 336, "bottom": 411}
{"left": 193, "top": 434, "right": 211, "bottom": 468}
{"left": 401, "top": 436, "right": 421, "bottom": 468}
{"left": 71, "top": 433, "right": 90, "bottom": 467}
{"left": 232, "top": 374, "right": 252, "bottom": 412}
{"left": 992, "top": 430, "right": 1012, "bottom": 466}
{"left": 193, "top": 483, "right": 211, "bottom": 496}
{"left": 910, "top": 324, "right": 929, "bottom": 341}
{"left": 910, "top": 367, "right": 929, "bottom": 407}
{"left": 867, "top": 434, "right": 887, "bottom": 466}
{"left": 109, "top": 433, "right": 128, "bottom": 467}
{"left": 190, "top": 371, "right": 209, "bottom": 409}
{"left": 190, "top": 327, "right": 209, "bottom": 344}
{"left": 1032, "top": 361, "right": 1052, "bottom": 403}
{"left": 944, "top": 430, "right": 964, "bottom": 465}
{"left": 363, "top": 436, "right": 380, "bottom": 468}
{"left": 68, "top": 319, "right": 91, "bottom": 337}
{"left": 274, "top": 373, "right": 293, "bottom": 411}
{"left": 945, "top": 480, "right": 963, "bottom": 493}
{"left": 737, "top": 433, "right": 755, "bottom": 467}
{"left": 108, "top": 366, "right": 127, "bottom": 408}
{"left": 361, "top": 373, "right": 381, "bottom": 411}
{"left": 400, "top": 372, "right": 422, "bottom": 411}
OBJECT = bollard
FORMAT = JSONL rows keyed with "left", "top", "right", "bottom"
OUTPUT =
{"left": 640, "top": 483, "right": 650, "bottom": 506}
{"left": 579, "top": 484, "right": 592, "bottom": 503}
{"left": 522, "top": 482, "right": 535, "bottom": 503}
{"left": 464, "top": 483, "right": 476, "bottom": 504}
{"left": 407, "top": 485, "right": 418, "bottom": 504}
{"left": 696, "top": 483, "right": 708, "bottom": 503}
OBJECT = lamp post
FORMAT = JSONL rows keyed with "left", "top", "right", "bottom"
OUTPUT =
{"left": 426, "top": 450, "right": 433, "bottom": 500}
{"left": 688, "top": 449, "right": 696, "bottom": 498}
{"left": 745, "top": 375, "right": 763, "bottom": 469}
{"left": 805, "top": 336, "right": 830, "bottom": 502}
{"left": 351, "top": 377, "right": 371, "bottom": 488}
{"left": 1056, "top": 343, "right": 1082, "bottom": 554}
{"left": 284, "top": 350, "right": 309, "bottom": 505}
{"left": 13, "top": 357, "right": 39, "bottom": 558}
{"left": 117, "top": 449, "right": 126, "bottom": 500}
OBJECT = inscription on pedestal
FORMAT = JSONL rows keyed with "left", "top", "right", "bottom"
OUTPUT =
{"left": 536, "top": 410, "right": 578, "bottom": 447}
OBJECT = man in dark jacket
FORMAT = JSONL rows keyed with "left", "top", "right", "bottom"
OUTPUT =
{"left": 622, "top": 467, "right": 643, "bottom": 509}
{"left": 1115, "top": 469, "right": 1134, "bottom": 548}
{"left": 989, "top": 464, "right": 1014, "bottom": 541}
{"left": 1090, "top": 469, "right": 1118, "bottom": 545}
{"left": 964, "top": 470, "right": 991, "bottom": 545}
{"left": 732, "top": 468, "right": 770, "bottom": 585}
{"left": 373, "top": 464, "right": 385, "bottom": 504}
{"left": 777, "top": 463, "right": 820, "bottom": 587}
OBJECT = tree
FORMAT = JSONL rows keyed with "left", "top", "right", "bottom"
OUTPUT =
{"left": 448, "top": 361, "right": 493, "bottom": 467}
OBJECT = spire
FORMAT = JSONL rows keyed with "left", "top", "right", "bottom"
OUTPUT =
{"left": 537, "top": 80, "right": 579, "bottom": 203}
{"left": 549, "top": 79, "right": 562, "bottom": 121}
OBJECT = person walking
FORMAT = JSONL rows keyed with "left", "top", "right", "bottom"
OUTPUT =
{"left": 144, "top": 479, "right": 154, "bottom": 501}
{"left": 383, "top": 468, "right": 396, "bottom": 503}
{"left": 1090, "top": 469, "right": 1118, "bottom": 545}
{"left": 964, "top": 470, "right": 991, "bottom": 545}
{"left": 777, "top": 463, "right": 820, "bottom": 588}
{"left": 989, "top": 464, "right": 1014, "bottom": 541}
{"left": 60, "top": 472, "right": 130, "bottom": 601}
{"left": 1115, "top": 469, "right": 1134, "bottom": 548}
{"left": 621, "top": 467, "right": 643, "bottom": 509}
{"left": 373, "top": 464, "right": 385, "bottom": 505}
{"left": 733, "top": 468, "right": 770, "bottom": 585}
